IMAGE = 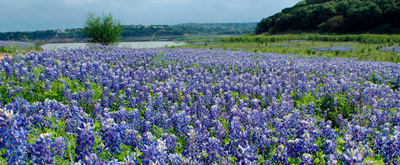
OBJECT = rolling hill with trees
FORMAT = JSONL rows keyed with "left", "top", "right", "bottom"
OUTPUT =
{"left": 255, "top": 0, "right": 400, "bottom": 34}
{"left": 0, "top": 23, "right": 257, "bottom": 43}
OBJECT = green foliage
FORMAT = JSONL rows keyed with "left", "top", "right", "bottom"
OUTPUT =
{"left": 346, "top": 1, "right": 383, "bottom": 30}
{"left": 319, "top": 15, "right": 345, "bottom": 32}
{"left": 0, "top": 44, "right": 41, "bottom": 54}
{"left": 82, "top": 12, "right": 123, "bottom": 46}
{"left": 275, "top": 14, "right": 293, "bottom": 32}
{"left": 294, "top": 1, "right": 307, "bottom": 8}
{"left": 256, "top": 0, "right": 400, "bottom": 34}
{"left": 255, "top": 18, "right": 272, "bottom": 34}
{"left": 178, "top": 33, "right": 400, "bottom": 63}
{"left": 303, "top": 4, "right": 336, "bottom": 30}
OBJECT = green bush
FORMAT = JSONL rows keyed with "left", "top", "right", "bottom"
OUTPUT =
{"left": 82, "top": 12, "right": 123, "bottom": 46}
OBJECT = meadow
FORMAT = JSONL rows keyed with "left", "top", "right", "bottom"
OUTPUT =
{"left": 176, "top": 34, "right": 400, "bottom": 63}
{"left": 0, "top": 41, "right": 42, "bottom": 55}
{"left": 0, "top": 40, "right": 399, "bottom": 164}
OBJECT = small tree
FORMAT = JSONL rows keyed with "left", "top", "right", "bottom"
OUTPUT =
{"left": 82, "top": 12, "right": 123, "bottom": 46}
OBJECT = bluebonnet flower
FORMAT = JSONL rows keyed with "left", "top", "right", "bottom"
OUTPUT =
{"left": 101, "top": 87, "right": 110, "bottom": 108}
{"left": 126, "top": 96, "right": 137, "bottom": 109}
{"left": 300, "top": 153, "right": 313, "bottom": 165}
{"left": 52, "top": 137, "right": 67, "bottom": 158}
{"left": 124, "top": 151, "right": 140, "bottom": 164}
{"left": 0, "top": 108, "right": 29, "bottom": 164}
{"left": 346, "top": 124, "right": 368, "bottom": 142}
{"left": 273, "top": 145, "right": 289, "bottom": 164}
{"left": 252, "top": 124, "right": 273, "bottom": 153}
{"left": 183, "top": 127, "right": 202, "bottom": 160}
{"left": 307, "top": 102, "right": 316, "bottom": 115}
{"left": 93, "top": 101, "right": 102, "bottom": 119}
{"left": 75, "top": 122, "right": 95, "bottom": 162}
{"left": 326, "top": 154, "right": 337, "bottom": 165}
{"left": 171, "top": 111, "right": 190, "bottom": 137}
{"left": 287, "top": 138, "right": 302, "bottom": 158}
{"left": 62, "top": 84, "right": 72, "bottom": 102}
{"left": 121, "top": 126, "right": 140, "bottom": 152}
{"left": 31, "top": 114, "right": 50, "bottom": 129}
{"left": 373, "top": 132, "right": 400, "bottom": 164}
{"left": 167, "top": 153, "right": 183, "bottom": 165}
{"left": 109, "top": 92, "right": 117, "bottom": 108}
{"left": 155, "top": 92, "right": 165, "bottom": 112}
{"left": 8, "top": 88, "right": 16, "bottom": 98}
{"left": 124, "top": 108, "right": 141, "bottom": 129}
{"left": 84, "top": 82, "right": 91, "bottom": 90}
{"left": 117, "top": 94, "right": 125, "bottom": 108}
{"left": 80, "top": 89, "right": 94, "bottom": 105}
{"left": 368, "top": 115, "right": 378, "bottom": 130}
{"left": 82, "top": 153, "right": 106, "bottom": 164}
{"left": 39, "top": 73, "right": 46, "bottom": 81}
{"left": 236, "top": 144, "right": 258, "bottom": 165}
{"left": 202, "top": 137, "right": 224, "bottom": 164}
{"left": 72, "top": 92, "right": 80, "bottom": 101}
{"left": 341, "top": 148, "right": 364, "bottom": 165}
{"left": 322, "top": 139, "right": 337, "bottom": 155}
{"left": 112, "top": 77, "right": 120, "bottom": 93}
{"left": 393, "top": 111, "right": 400, "bottom": 127}
{"left": 141, "top": 138, "right": 169, "bottom": 164}
{"left": 300, "top": 132, "right": 319, "bottom": 154}
{"left": 1, "top": 43, "right": 400, "bottom": 164}
{"left": 28, "top": 133, "right": 55, "bottom": 165}
{"left": 140, "top": 120, "right": 153, "bottom": 134}
{"left": 101, "top": 118, "right": 123, "bottom": 154}
{"left": 162, "top": 133, "right": 177, "bottom": 154}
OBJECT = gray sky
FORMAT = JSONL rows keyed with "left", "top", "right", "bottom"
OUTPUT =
{"left": 0, "top": 0, "right": 300, "bottom": 32}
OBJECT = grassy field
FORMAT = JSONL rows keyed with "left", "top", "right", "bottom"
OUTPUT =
{"left": 175, "top": 34, "right": 400, "bottom": 63}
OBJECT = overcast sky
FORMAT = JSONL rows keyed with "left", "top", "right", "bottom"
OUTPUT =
{"left": 0, "top": 0, "right": 300, "bottom": 32}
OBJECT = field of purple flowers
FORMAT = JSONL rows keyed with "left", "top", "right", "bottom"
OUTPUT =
{"left": 0, "top": 45, "right": 400, "bottom": 164}
{"left": 0, "top": 41, "right": 39, "bottom": 54}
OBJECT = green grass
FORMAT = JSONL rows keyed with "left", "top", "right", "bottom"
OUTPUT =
{"left": 172, "top": 34, "right": 244, "bottom": 43}
{"left": 175, "top": 36, "right": 400, "bottom": 63}
{"left": 0, "top": 45, "right": 42, "bottom": 54}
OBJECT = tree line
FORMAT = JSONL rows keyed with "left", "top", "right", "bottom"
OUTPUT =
{"left": 0, "top": 23, "right": 257, "bottom": 43}
{"left": 256, "top": 0, "right": 400, "bottom": 34}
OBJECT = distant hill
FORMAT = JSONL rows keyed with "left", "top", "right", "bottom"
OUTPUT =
{"left": 0, "top": 22, "right": 257, "bottom": 43}
{"left": 255, "top": 0, "right": 400, "bottom": 34}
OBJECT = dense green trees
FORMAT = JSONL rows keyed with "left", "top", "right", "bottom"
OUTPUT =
{"left": 346, "top": 1, "right": 382, "bottom": 30}
{"left": 255, "top": 18, "right": 272, "bottom": 34}
{"left": 256, "top": 0, "right": 400, "bottom": 34}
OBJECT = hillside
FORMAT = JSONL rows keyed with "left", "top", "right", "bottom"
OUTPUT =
{"left": 0, "top": 22, "right": 257, "bottom": 43}
{"left": 255, "top": 0, "right": 400, "bottom": 34}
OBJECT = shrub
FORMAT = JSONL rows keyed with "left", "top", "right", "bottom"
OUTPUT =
{"left": 82, "top": 12, "right": 123, "bottom": 46}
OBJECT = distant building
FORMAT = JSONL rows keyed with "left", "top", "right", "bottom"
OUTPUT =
{"left": 57, "top": 29, "right": 65, "bottom": 33}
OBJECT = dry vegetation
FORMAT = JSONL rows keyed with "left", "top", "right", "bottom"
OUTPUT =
{"left": 0, "top": 53, "right": 9, "bottom": 60}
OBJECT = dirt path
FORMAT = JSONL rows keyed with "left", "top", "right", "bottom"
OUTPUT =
{"left": 0, "top": 53, "right": 12, "bottom": 60}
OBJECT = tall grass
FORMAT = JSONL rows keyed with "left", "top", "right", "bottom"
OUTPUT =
{"left": 176, "top": 34, "right": 400, "bottom": 63}
{"left": 0, "top": 40, "right": 42, "bottom": 54}
{"left": 217, "top": 34, "right": 400, "bottom": 45}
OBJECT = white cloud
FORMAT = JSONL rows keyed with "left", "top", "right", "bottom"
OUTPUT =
{"left": 60, "top": 0, "right": 95, "bottom": 7}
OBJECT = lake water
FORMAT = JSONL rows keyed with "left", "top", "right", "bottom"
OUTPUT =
{"left": 42, "top": 41, "right": 185, "bottom": 50}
